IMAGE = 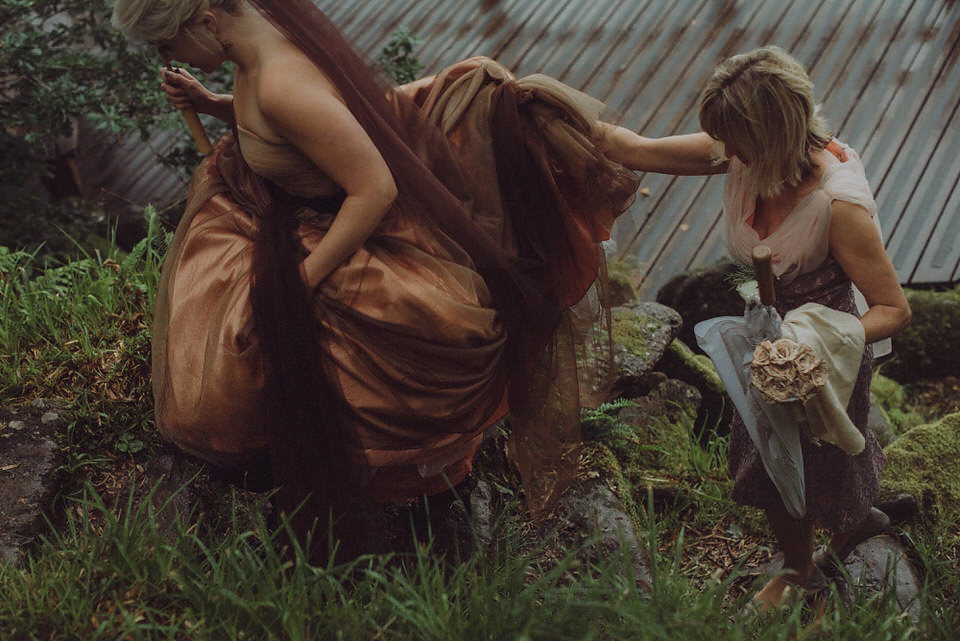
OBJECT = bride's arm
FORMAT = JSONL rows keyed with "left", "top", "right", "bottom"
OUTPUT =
{"left": 259, "top": 60, "right": 398, "bottom": 290}
{"left": 599, "top": 127, "right": 725, "bottom": 176}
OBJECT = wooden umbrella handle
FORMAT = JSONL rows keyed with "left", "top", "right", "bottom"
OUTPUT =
{"left": 181, "top": 107, "right": 213, "bottom": 154}
{"left": 752, "top": 245, "right": 776, "bottom": 306}
{"left": 165, "top": 64, "right": 213, "bottom": 154}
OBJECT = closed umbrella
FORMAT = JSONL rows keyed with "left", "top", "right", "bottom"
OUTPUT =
{"left": 694, "top": 246, "right": 807, "bottom": 519}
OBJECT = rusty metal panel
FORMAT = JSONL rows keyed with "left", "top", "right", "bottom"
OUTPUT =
{"left": 79, "top": 0, "right": 960, "bottom": 294}
{"left": 75, "top": 119, "right": 189, "bottom": 213}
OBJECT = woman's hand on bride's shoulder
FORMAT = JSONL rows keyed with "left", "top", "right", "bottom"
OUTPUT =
{"left": 601, "top": 128, "right": 724, "bottom": 177}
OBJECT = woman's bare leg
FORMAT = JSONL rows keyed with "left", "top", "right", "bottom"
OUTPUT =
{"left": 754, "top": 508, "right": 816, "bottom": 610}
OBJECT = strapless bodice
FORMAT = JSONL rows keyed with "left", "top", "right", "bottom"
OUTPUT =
{"left": 236, "top": 125, "right": 340, "bottom": 198}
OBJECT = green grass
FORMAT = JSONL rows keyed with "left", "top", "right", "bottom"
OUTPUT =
{"left": 0, "top": 209, "right": 167, "bottom": 481}
{"left": 1, "top": 216, "right": 958, "bottom": 639}
{"left": 0, "top": 481, "right": 949, "bottom": 640}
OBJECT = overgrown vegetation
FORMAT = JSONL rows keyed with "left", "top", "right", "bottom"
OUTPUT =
{"left": 0, "top": 222, "right": 956, "bottom": 637}
{"left": 0, "top": 0, "right": 230, "bottom": 256}
{"left": 0, "top": 209, "right": 167, "bottom": 487}
{"left": 2, "top": 477, "right": 953, "bottom": 641}
{"left": 376, "top": 27, "right": 424, "bottom": 84}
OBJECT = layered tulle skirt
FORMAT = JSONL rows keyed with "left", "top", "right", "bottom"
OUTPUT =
{"left": 152, "top": 59, "right": 639, "bottom": 510}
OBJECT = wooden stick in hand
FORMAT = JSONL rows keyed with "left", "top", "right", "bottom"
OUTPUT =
{"left": 167, "top": 64, "right": 212, "bottom": 154}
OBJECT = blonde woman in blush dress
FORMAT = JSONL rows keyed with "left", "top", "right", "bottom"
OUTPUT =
{"left": 605, "top": 46, "right": 910, "bottom": 610}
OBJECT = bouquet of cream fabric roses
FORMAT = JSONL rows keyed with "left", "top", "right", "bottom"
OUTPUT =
{"left": 749, "top": 338, "right": 829, "bottom": 404}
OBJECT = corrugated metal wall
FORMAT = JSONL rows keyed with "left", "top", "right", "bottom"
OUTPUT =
{"left": 79, "top": 0, "right": 960, "bottom": 297}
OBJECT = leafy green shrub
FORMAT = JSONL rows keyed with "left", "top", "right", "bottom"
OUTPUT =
{"left": 0, "top": 0, "right": 230, "bottom": 253}
{"left": 376, "top": 27, "right": 424, "bottom": 84}
{"left": 1, "top": 2, "right": 155, "bottom": 240}
{"left": 889, "top": 286, "right": 960, "bottom": 382}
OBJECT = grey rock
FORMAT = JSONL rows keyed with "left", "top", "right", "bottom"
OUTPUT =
{"left": 656, "top": 340, "right": 732, "bottom": 436}
{"left": 655, "top": 259, "right": 745, "bottom": 354}
{"left": 839, "top": 535, "right": 922, "bottom": 621}
{"left": 556, "top": 478, "right": 653, "bottom": 591}
{"left": 143, "top": 454, "right": 205, "bottom": 543}
{"left": 751, "top": 534, "right": 922, "bottom": 621}
{"left": 467, "top": 479, "right": 494, "bottom": 552}
{"left": 613, "top": 302, "right": 683, "bottom": 391}
{"left": 0, "top": 404, "right": 65, "bottom": 565}
{"left": 40, "top": 411, "right": 61, "bottom": 425}
{"left": 868, "top": 393, "right": 895, "bottom": 447}
{"left": 618, "top": 378, "right": 702, "bottom": 429}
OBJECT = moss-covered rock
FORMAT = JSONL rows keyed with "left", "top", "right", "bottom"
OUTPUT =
{"left": 870, "top": 373, "right": 927, "bottom": 440}
{"left": 579, "top": 441, "right": 644, "bottom": 534}
{"left": 657, "top": 339, "right": 733, "bottom": 436}
{"left": 611, "top": 303, "right": 682, "bottom": 397}
{"left": 606, "top": 258, "right": 640, "bottom": 307}
{"left": 583, "top": 378, "right": 701, "bottom": 507}
{"left": 888, "top": 286, "right": 960, "bottom": 383}
{"left": 881, "top": 413, "right": 960, "bottom": 529}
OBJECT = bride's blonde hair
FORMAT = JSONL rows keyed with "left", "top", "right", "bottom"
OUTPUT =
{"left": 112, "top": 0, "right": 240, "bottom": 42}
{"left": 699, "top": 46, "right": 831, "bottom": 198}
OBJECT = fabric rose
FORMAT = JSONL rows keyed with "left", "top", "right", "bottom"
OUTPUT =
{"left": 750, "top": 338, "right": 828, "bottom": 403}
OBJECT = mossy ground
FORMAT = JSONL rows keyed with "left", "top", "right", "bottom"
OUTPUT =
{"left": 882, "top": 413, "right": 960, "bottom": 540}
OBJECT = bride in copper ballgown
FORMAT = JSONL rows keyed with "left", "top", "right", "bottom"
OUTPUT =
{"left": 112, "top": 0, "right": 711, "bottom": 555}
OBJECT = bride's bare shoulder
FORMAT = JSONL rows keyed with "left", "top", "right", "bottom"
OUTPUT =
{"left": 259, "top": 46, "right": 338, "bottom": 98}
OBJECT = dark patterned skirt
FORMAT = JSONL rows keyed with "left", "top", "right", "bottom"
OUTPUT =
{"left": 726, "top": 256, "right": 886, "bottom": 533}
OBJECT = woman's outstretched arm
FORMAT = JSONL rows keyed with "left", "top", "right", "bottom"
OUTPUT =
{"left": 258, "top": 57, "right": 398, "bottom": 290}
{"left": 599, "top": 127, "right": 725, "bottom": 176}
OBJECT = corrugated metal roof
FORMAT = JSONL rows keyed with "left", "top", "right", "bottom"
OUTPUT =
{"left": 79, "top": 0, "right": 960, "bottom": 297}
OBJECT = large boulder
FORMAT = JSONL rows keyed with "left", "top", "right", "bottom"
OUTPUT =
{"left": 655, "top": 258, "right": 745, "bottom": 355}
{"left": 611, "top": 302, "right": 683, "bottom": 398}
{"left": 888, "top": 286, "right": 960, "bottom": 383}
{"left": 554, "top": 476, "right": 653, "bottom": 591}
{"left": 839, "top": 535, "right": 922, "bottom": 622}
{"left": 582, "top": 378, "right": 702, "bottom": 507}
{"left": 881, "top": 413, "right": 960, "bottom": 529}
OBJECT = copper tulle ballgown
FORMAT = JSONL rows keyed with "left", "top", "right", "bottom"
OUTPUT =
{"left": 152, "top": 57, "right": 639, "bottom": 516}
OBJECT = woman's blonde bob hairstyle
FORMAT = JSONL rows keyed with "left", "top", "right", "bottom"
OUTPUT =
{"left": 112, "top": 0, "right": 240, "bottom": 43}
{"left": 699, "top": 46, "right": 832, "bottom": 198}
